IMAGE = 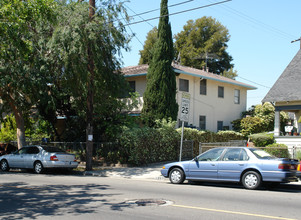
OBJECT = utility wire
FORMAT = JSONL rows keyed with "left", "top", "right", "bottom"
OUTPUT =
{"left": 237, "top": 76, "right": 271, "bottom": 89}
{"left": 127, "top": 0, "right": 195, "bottom": 19}
{"left": 125, "top": 5, "right": 155, "bottom": 28}
{"left": 123, "top": 0, "right": 231, "bottom": 27}
{"left": 207, "top": 0, "right": 295, "bottom": 40}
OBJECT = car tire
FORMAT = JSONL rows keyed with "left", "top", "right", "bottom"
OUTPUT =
{"left": 0, "top": 160, "right": 10, "bottom": 172}
{"left": 34, "top": 161, "right": 44, "bottom": 174}
{"left": 242, "top": 171, "right": 261, "bottom": 190}
{"left": 169, "top": 168, "right": 185, "bottom": 184}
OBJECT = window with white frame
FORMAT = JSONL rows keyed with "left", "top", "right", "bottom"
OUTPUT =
{"left": 200, "top": 79, "right": 207, "bottom": 95}
{"left": 199, "top": 116, "right": 206, "bottom": 130}
{"left": 234, "top": 89, "right": 240, "bottom": 104}
{"left": 218, "top": 86, "right": 224, "bottom": 98}
{"left": 179, "top": 79, "right": 189, "bottom": 92}
{"left": 217, "top": 121, "right": 223, "bottom": 131}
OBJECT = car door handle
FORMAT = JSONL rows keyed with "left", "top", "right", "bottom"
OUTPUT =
{"left": 211, "top": 164, "right": 216, "bottom": 166}
{"left": 239, "top": 163, "right": 244, "bottom": 166}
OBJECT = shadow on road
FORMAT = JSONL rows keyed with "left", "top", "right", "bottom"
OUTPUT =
{"left": 0, "top": 181, "right": 116, "bottom": 219}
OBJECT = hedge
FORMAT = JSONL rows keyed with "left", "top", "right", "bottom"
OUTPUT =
{"left": 103, "top": 127, "right": 245, "bottom": 166}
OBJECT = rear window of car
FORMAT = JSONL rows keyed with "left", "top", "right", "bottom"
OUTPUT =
{"left": 249, "top": 148, "right": 276, "bottom": 159}
{"left": 42, "top": 146, "right": 66, "bottom": 153}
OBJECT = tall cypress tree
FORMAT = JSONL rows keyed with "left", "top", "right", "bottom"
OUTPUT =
{"left": 141, "top": 0, "right": 178, "bottom": 126}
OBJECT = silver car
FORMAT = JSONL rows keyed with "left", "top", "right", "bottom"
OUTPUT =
{"left": 0, "top": 145, "right": 78, "bottom": 174}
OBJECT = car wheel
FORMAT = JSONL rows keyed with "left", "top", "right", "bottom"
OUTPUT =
{"left": 169, "top": 168, "right": 185, "bottom": 184}
{"left": 34, "top": 161, "right": 44, "bottom": 174}
{"left": 242, "top": 171, "right": 261, "bottom": 190}
{"left": 0, "top": 160, "right": 10, "bottom": 172}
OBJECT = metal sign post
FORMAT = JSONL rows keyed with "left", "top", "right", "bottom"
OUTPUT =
{"left": 179, "top": 92, "right": 190, "bottom": 161}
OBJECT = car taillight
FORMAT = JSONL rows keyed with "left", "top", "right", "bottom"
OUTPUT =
{"left": 278, "top": 163, "right": 296, "bottom": 170}
{"left": 50, "top": 155, "right": 58, "bottom": 161}
{"left": 298, "top": 163, "right": 301, "bottom": 171}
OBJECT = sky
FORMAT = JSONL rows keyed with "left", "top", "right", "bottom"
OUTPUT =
{"left": 119, "top": 0, "right": 301, "bottom": 109}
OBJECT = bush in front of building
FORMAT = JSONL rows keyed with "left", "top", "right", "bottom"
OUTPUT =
{"left": 264, "top": 143, "right": 289, "bottom": 158}
{"left": 248, "top": 132, "right": 275, "bottom": 147}
{"left": 117, "top": 120, "right": 180, "bottom": 165}
{"left": 111, "top": 126, "right": 245, "bottom": 166}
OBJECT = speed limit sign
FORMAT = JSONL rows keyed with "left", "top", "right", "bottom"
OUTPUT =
{"left": 180, "top": 92, "right": 190, "bottom": 122}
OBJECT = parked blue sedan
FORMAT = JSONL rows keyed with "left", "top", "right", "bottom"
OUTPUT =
{"left": 161, "top": 147, "right": 299, "bottom": 189}
{"left": 0, "top": 145, "right": 78, "bottom": 174}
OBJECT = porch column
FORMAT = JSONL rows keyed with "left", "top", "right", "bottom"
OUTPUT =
{"left": 274, "top": 110, "right": 280, "bottom": 136}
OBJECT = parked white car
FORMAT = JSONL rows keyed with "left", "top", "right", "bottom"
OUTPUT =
{"left": 0, "top": 145, "right": 78, "bottom": 174}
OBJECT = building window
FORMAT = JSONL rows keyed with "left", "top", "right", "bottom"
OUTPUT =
{"left": 199, "top": 116, "right": 206, "bottom": 130}
{"left": 128, "top": 81, "right": 136, "bottom": 92}
{"left": 121, "top": 81, "right": 135, "bottom": 98}
{"left": 218, "top": 86, "right": 224, "bottom": 98}
{"left": 200, "top": 79, "right": 207, "bottom": 95}
{"left": 179, "top": 79, "right": 189, "bottom": 92}
{"left": 234, "top": 89, "right": 240, "bottom": 104}
{"left": 217, "top": 121, "right": 223, "bottom": 131}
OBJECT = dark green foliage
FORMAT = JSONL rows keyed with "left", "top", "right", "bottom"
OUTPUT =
{"left": 248, "top": 133, "right": 275, "bottom": 147}
{"left": 139, "top": 27, "right": 158, "bottom": 65}
{"left": 264, "top": 143, "right": 289, "bottom": 158}
{"left": 67, "top": 125, "right": 246, "bottom": 165}
{"left": 0, "top": 0, "right": 58, "bottom": 147}
{"left": 117, "top": 125, "right": 180, "bottom": 165}
{"left": 142, "top": 0, "right": 178, "bottom": 126}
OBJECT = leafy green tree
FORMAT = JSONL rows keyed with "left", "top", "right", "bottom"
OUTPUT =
{"left": 174, "top": 16, "right": 233, "bottom": 75}
{"left": 222, "top": 67, "right": 238, "bottom": 80}
{"left": 141, "top": 0, "right": 178, "bottom": 126}
{"left": 47, "top": 1, "right": 131, "bottom": 169}
{"left": 0, "top": 0, "right": 58, "bottom": 148}
{"left": 232, "top": 103, "right": 289, "bottom": 136}
{"left": 0, "top": 114, "right": 17, "bottom": 142}
{"left": 139, "top": 27, "right": 158, "bottom": 65}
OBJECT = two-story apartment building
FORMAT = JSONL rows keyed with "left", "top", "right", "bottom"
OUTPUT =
{"left": 122, "top": 63, "right": 256, "bottom": 132}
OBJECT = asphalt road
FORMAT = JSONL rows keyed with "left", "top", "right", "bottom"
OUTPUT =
{"left": 1, "top": 171, "right": 301, "bottom": 220}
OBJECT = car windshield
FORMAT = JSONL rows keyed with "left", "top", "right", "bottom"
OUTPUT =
{"left": 42, "top": 146, "right": 66, "bottom": 153}
{"left": 249, "top": 148, "right": 277, "bottom": 159}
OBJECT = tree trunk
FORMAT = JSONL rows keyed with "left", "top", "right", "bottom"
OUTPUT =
{"left": 5, "top": 95, "right": 26, "bottom": 149}
{"left": 15, "top": 110, "right": 26, "bottom": 149}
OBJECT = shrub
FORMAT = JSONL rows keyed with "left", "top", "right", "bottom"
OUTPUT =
{"left": 296, "top": 150, "right": 301, "bottom": 160}
{"left": 248, "top": 133, "right": 274, "bottom": 147}
{"left": 118, "top": 123, "right": 180, "bottom": 165}
{"left": 0, "top": 114, "right": 17, "bottom": 142}
{"left": 109, "top": 125, "right": 245, "bottom": 166}
{"left": 216, "top": 131, "right": 244, "bottom": 142}
{"left": 240, "top": 116, "right": 264, "bottom": 136}
{"left": 264, "top": 143, "right": 289, "bottom": 158}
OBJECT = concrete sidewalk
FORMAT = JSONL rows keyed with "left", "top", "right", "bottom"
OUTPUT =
{"left": 81, "top": 162, "right": 166, "bottom": 181}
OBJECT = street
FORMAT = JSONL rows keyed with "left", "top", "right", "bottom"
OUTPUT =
{"left": 1, "top": 171, "right": 301, "bottom": 220}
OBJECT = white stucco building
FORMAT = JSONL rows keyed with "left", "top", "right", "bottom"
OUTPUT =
{"left": 122, "top": 63, "right": 256, "bottom": 132}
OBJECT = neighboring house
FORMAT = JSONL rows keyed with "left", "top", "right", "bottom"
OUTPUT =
{"left": 262, "top": 49, "right": 301, "bottom": 151}
{"left": 122, "top": 63, "right": 256, "bottom": 132}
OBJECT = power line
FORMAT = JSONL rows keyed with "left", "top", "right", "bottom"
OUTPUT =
{"left": 125, "top": 5, "right": 155, "bottom": 28}
{"left": 237, "top": 76, "right": 271, "bottom": 89}
{"left": 206, "top": 0, "right": 296, "bottom": 41}
{"left": 127, "top": 0, "right": 195, "bottom": 19}
{"left": 123, "top": 0, "right": 232, "bottom": 27}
